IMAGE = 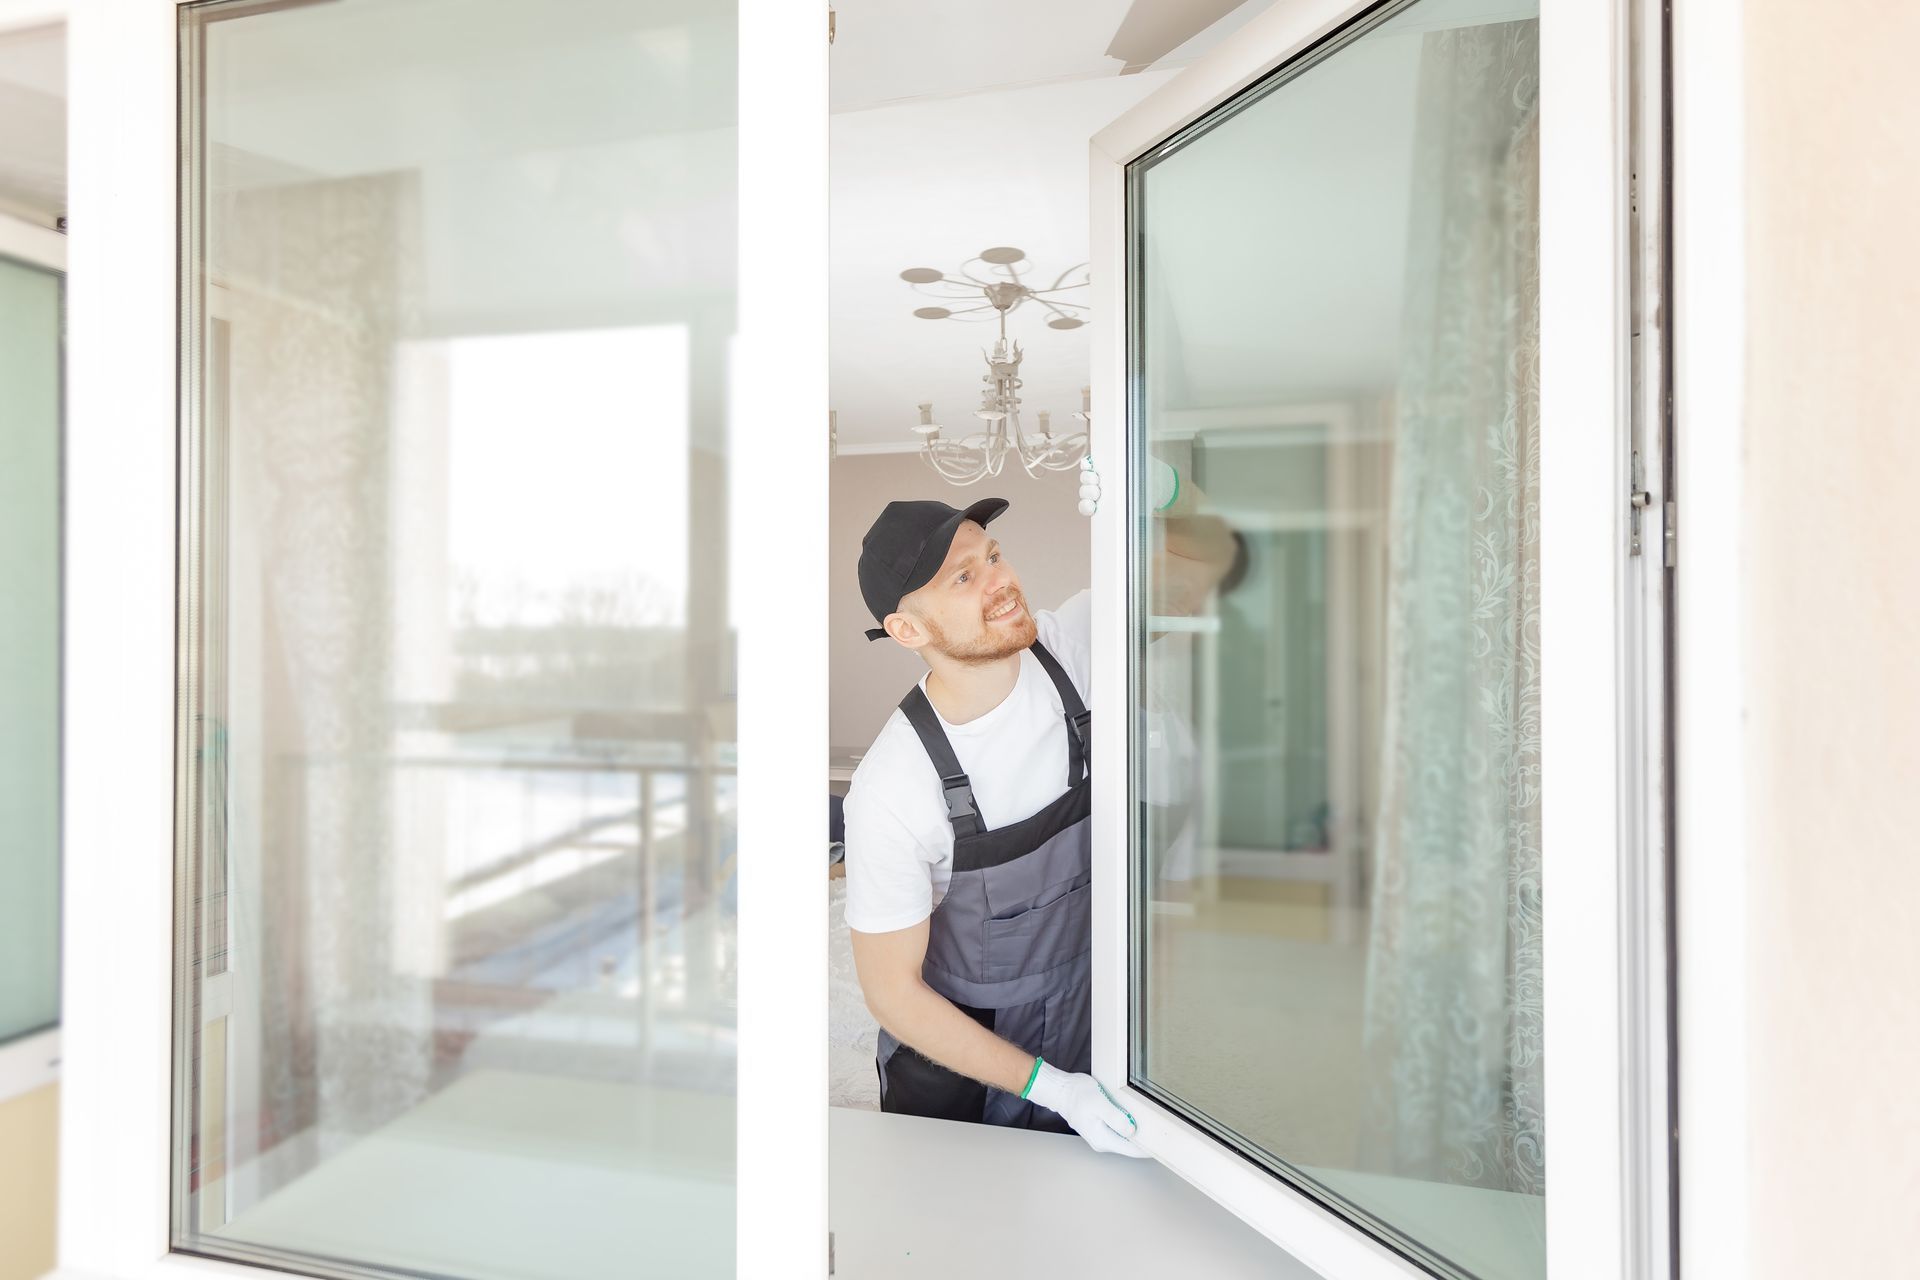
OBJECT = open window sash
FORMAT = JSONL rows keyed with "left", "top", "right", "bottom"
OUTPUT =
{"left": 1084, "top": 1, "right": 1670, "bottom": 1277}
{"left": 56, "top": 1, "right": 826, "bottom": 1276}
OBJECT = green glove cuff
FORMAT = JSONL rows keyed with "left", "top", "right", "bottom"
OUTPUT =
{"left": 1155, "top": 462, "right": 1180, "bottom": 512}
{"left": 1020, "top": 1056, "right": 1043, "bottom": 1099}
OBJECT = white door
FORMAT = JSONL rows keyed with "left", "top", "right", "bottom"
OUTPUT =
{"left": 59, "top": 1, "right": 826, "bottom": 1277}
{"left": 1084, "top": 2, "right": 1672, "bottom": 1278}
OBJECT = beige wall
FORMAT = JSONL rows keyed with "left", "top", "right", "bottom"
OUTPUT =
{"left": 0, "top": 1082, "right": 57, "bottom": 1280}
{"left": 1744, "top": 3, "right": 1920, "bottom": 1273}
{"left": 829, "top": 453, "right": 1090, "bottom": 753}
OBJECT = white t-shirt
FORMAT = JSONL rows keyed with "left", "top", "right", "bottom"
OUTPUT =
{"left": 843, "top": 591, "right": 1092, "bottom": 934}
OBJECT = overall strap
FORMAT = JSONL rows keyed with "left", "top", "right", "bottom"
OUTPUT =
{"left": 900, "top": 686, "right": 985, "bottom": 839}
{"left": 1028, "top": 640, "right": 1091, "bottom": 787}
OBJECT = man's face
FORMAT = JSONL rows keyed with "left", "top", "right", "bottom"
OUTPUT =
{"left": 897, "top": 520, "right": 1036, "bottom": 663}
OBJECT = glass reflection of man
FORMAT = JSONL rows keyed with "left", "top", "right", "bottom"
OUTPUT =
{"left": 843, "top": 465, "right": 1233, "bottom": 1155}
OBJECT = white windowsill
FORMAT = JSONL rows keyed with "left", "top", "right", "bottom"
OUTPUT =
{"left": 0, "top": 1026, "right": 60, "bottom": 1104}
{"left": 829, "top": 1105, "right": 1306, "bottom": 1277}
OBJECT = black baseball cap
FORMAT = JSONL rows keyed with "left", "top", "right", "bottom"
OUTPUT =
{"left": 858, "top": 497, "right": 1010, "bottom": 640}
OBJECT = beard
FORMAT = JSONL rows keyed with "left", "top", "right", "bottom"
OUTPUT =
{"left": 921, "top": 588, "right": 1038, "bottom": 665}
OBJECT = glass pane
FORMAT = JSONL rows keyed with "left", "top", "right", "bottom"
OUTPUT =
{"left": 0, "top": 254, "right": 62, "bottom": 1045}
{"left": 173, "top": 2, "right": 738, "bottom": 1276}
{"left": 1128, "top": 4, "right": 1543, "bottom": 1278}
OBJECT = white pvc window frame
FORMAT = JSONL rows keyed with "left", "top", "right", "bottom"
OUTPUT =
{"left": 1086, "top": 1, "right": 1685, "bottom": 1276}
{"left": 39, "top": 0, "right": 1747, "bottom": 1275}
{"left": 56, "top": 1, "right": 826, "bottom": 1278}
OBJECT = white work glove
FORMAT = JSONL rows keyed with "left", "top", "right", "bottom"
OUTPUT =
{"left": 1148, "top": 456, "right": 1179, "bottom": 512}
{"left": 1075, "top": 457, "right": 1178, "bottom": 518}
{"left": 1022, "top": 1060, "right": 1150, "bottom": 1158}
{"left": 1077, "top": 457, "right": 1102, "bottom": 517}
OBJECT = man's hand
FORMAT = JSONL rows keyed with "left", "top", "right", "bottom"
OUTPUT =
{"left": 1145, "top": 458, "right": 1236, "bottom": 618}
{"left": 1024, "top": 1061, "right": 1150, "bottom": 1157}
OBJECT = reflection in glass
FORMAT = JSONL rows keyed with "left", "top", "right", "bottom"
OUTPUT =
{"left": 173, "top": 2, "right": 738, "bottom": 1276}
{"left": 1129, "top": 4, "right": 1542, "bottom": 1278}
{"left": 0, "top": 254, "right": 62, "bottom": 1046}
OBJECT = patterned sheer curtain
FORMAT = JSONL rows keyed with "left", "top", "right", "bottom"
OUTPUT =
{"left": 1361, "top": 20, "right": 1543, "bottom": 1196}
{"left": 219, "top": 173, "right": 434, "bottom": 1176}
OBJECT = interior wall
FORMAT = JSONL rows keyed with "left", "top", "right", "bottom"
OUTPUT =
{"left": 828, "top": 452, "right": 1089, "bottom": 752}
{"left": 0, "top": 1082, "right": 57, "bottom": 1280}
{"left": 1743, "top": 2, "right": 1920, "bottom": 1273}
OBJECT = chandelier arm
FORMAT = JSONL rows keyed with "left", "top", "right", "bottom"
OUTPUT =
{"left": 1011, "top": 425, "right": 1089, "bottom": 473}
{"left": 924, "top": 428, "right": 1014, "bottom": 481}
{"left": 922, "top": 442, "right": 990, "bottom": 485}
{"left": 1015, "top": 445, "right": 1052, "bottom": 480}
{"left": 1044, "top": 263, "right": 1090, "bottom": 292}
{"left": 963, "top": 256, "right": 1025, "bottom": 284}
{"left": 910, "top": 282, "right": 992, "bottom": 300}
{"left": 1016, "top": 442, "right": 1089, "bottom": 478}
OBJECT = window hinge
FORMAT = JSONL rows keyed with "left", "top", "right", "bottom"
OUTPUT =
{"left": 1629, "top": 448, "right": 1652, "bottom": 556}
{"left": 1664, "top": 499, "right": 1677, "bottom": 568}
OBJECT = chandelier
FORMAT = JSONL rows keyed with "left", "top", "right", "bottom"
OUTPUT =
{"left": 899, "top": 247, "right": 1091, "bottom": 485}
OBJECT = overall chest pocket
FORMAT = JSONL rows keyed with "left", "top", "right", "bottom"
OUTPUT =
{"left": 981, "top": 878, "right": 1092, "bottom": 982}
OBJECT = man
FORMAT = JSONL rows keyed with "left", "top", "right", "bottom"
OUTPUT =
{"left": 846, "top": 474, "right": 1235, "bottom": 1153}
{"left": 843, "top": 496, "right": 1143, "bottom": 1155}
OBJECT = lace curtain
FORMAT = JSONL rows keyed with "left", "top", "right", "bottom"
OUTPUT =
{"left": 1360, "top": 20, "right": 1544, "bottom": 1196}
{"left": 221, "top": 173, "right": 433, "bottom": 1175}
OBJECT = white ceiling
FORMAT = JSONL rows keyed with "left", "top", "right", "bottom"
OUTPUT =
{"left": 1136, "top": 0, "right": 1538, "bottom": 412}
{"left": 829, "top": 71, "right": 1174, "bottom": 448}
{"left": 197, "top": 0, "right": 738, "bottom": 338}
{"left": 827, "top": 0, "right": 1296, "bottom": 448}
{"left": 828, "top": 0, "right": 1270, "bottom": 114}
{"left": 827, "top": 0, "right": 1373, "bottom": 448}
{"left": 1140, "top": 31, "right": 1423, "bottom": 410}
{"left": 0, "top": 23, "right": 65, "bottom": 226}
{"left": 830, "top": 0, "right": 1541, "bottom": 446}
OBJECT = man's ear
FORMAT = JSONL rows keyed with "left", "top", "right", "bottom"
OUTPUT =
{"left": 883, "top": 610, "right": 927, "bottom": 650}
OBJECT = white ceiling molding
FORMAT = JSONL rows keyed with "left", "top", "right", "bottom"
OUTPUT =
{"left": 1105, "top": 0, "right": 1246, "bottom": 74}
{"left": 0, "top": 206, "right": 63, "bottom": 269}
{"left": 828, "top": 0, "right": 1276, "bottom": 113}
{"left": 0, "top": 18, "right": 64, "bottom": 223}
{"left": 832, "top": 440, "right": 923, "bottom": 457}
{"left": 0, "top": 1, "right": 67, "bottom": 36}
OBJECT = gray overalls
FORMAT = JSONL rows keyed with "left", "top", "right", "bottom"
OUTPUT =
{"left": 875, "top": 639, "right": 1093, "bottom": 1130}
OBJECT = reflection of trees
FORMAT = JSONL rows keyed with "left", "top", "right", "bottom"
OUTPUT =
{"left": 452, "top": 567, "right": 678, "bottom": 629}
{"left": 449, "top": 569, "right": 711, "bottom": 707}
